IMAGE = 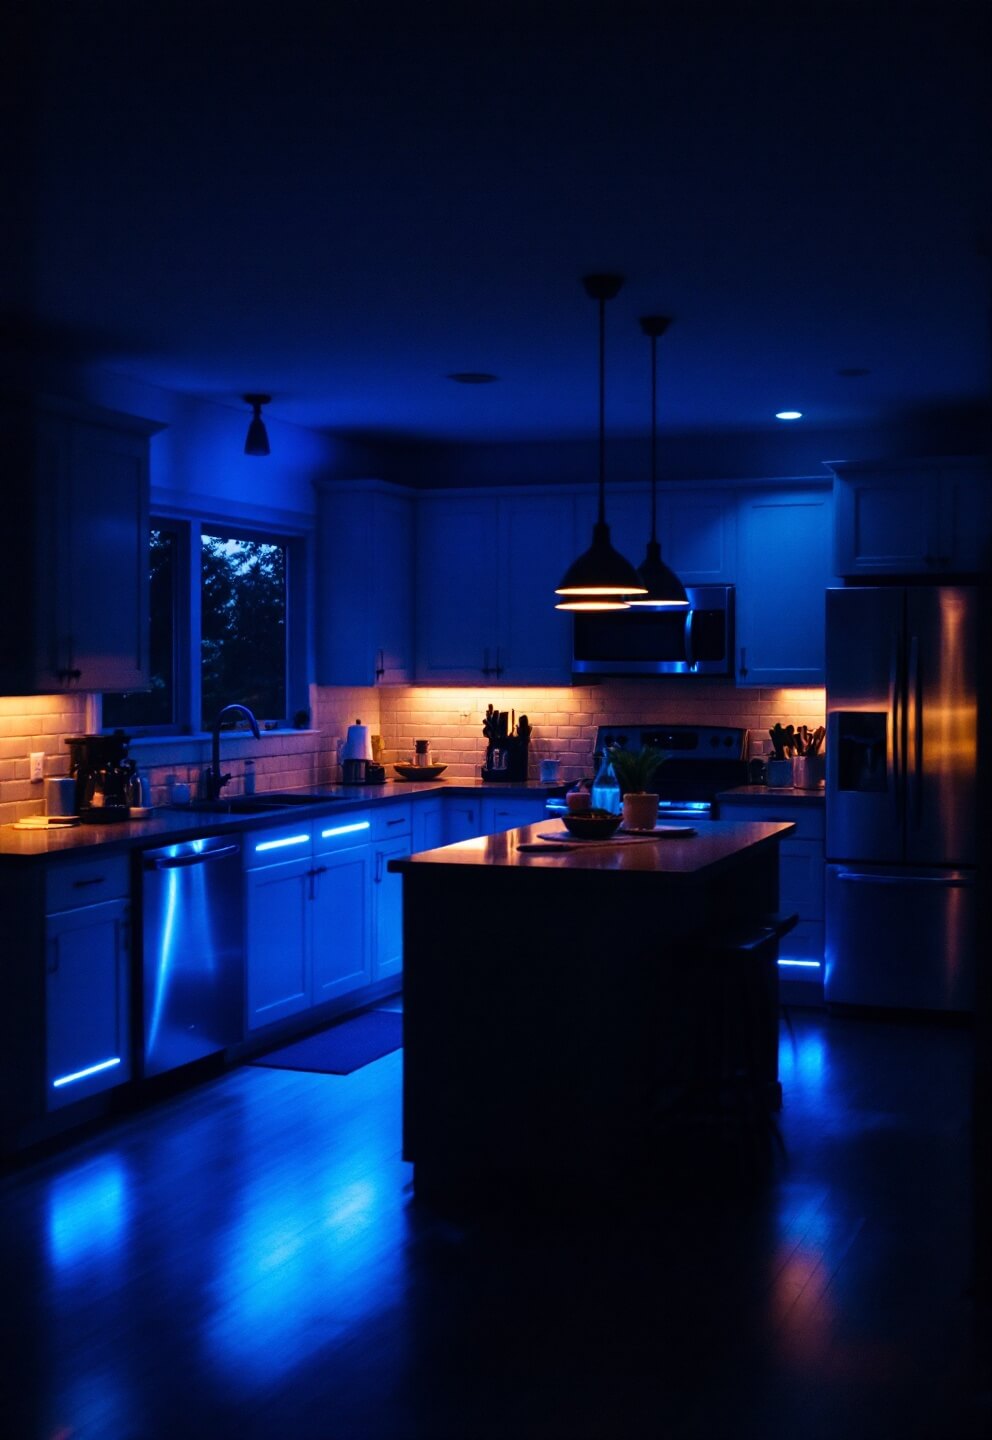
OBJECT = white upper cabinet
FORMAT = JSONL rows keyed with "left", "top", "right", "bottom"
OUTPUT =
{"left": 415, "top": 489, "right": 576, "bottom": 684}
{"left": 0, "top": 399, "right": 154, "bottom": 695}
{"left": 735, "top": 486, "right": 833, "bottom": 687}
{"left": 830, "top": 457, "right": 992, "bottom": 577}
{"left": 315, "top": 480, "right": 414, "bottom": 685}
{"left": 601, "top": 486, "right": 737, "bottom": 586}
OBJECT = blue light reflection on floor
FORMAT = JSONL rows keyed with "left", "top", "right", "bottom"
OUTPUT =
{"left": 47, "top": 1156, "right": 129, "bottom": 1272}
{"left": 778, "top": 1025, "right": 828, "bottom": 1098}
{"left": 205, "top": 1164, "right": 409, "bottom": 1386}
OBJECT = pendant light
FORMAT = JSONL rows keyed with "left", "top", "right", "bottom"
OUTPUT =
{"left": 625, "top": 316, "right": 688, "bottom": 608}
{"left": 243, "top": 394, "right": 271, "bottom": 456}
{"left": 555, "top": 274, "right": 646, "bottom": 610}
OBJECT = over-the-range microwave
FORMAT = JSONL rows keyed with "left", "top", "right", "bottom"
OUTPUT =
{"left": 572, "top": 584, "right": 735, "bottom": 677}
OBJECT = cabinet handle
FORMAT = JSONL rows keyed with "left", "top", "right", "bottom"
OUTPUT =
{"left": 72, "top": 876, "right": 107, "bottom": 889}
{"left": 375, "top": 649, "right": 386, "bottom": 682}
{"left": 739, "top": 646, "right": 748, "bottom": 678}
{"left": 386, "top": 818, "right": 405, "bottom": 827}
{"left": 494, "top": 646, "right": 504, "bottom": 678}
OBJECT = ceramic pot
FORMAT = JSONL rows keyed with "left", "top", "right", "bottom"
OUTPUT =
{"left": 792, "top": 754, "right": 826, "bottom": 789}
{"left": 766, "top": 758, "right": 794, "bottom": 787}
{"left": 622, "top": 792, "right": 659, "bottom": 831}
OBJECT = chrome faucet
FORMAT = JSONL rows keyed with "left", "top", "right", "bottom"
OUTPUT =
{"left": 206, "top": 704, "right": 261, "bottom": 800}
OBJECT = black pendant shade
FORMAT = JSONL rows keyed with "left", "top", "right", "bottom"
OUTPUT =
{"left": 555, "top": 274, "right": 645, "bottom": 611}
{"left": 625, "top": 316, "right": 688, "bottom": 608}
{"left": 243, "top": 393, "right": 272, "bottom": 456}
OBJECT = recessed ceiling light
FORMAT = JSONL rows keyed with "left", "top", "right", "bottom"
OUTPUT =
{"left": 447, "top": 372, "right": 499, "bottom": 384}
{"left": 775, "top": 410, "right": 803, "bottom": 421}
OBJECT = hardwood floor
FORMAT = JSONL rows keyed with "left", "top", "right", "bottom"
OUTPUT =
{"left": 0, "top": 1005, "right": 986, "bottom": 1440}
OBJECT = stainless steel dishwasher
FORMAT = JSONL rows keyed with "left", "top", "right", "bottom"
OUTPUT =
{"left": 141, "top": 835, "right": 244, "bottom": 1076}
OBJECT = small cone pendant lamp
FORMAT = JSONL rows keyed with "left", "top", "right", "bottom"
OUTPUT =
{"left": 555, "top": 274, "right": 646, "bottom": 610}
{"left": 625, "top": 317, "right": 688, "bottom": 608}
{"left": 243, "top": 394, "right": 272, "bottom": 456}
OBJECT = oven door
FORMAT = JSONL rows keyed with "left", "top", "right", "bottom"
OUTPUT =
{"left": 571, "top": 585, "right": 734, "bottom": 676}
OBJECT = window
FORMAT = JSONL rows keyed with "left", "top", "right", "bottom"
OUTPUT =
{"left": 104, "top": 515, "right": 307, "bottom": 735}
{"left": 201, "top": 531, "right": 286, "bottom": 728}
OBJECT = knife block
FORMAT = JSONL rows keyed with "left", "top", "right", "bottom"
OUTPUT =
{"left": 481, "top": 738, "right": 529, "bottom": 782}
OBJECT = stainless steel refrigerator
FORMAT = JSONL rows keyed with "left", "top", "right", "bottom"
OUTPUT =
{"left": 825, "top": 586, "right": 977, "bottom": 1011}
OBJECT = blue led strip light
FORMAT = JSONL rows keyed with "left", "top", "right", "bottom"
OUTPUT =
{"left": 53, "top": 1057, "right": 122, "bottom": 1088}
{"left": 320, "top": 821, "right": 371, "bottom": 839}
{"left": 254, "top": 833, "right": 310, "bottom": 853}
{"left": 778, "top": 959, "right": 822, "bottom": 969}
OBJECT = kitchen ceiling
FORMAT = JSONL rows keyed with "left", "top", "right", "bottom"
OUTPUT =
{"left": 13, "top": 1, "right": 992, "bottom": 446}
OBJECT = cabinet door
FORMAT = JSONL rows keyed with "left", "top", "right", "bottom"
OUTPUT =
{"left": 937, "top": 460, "right": 992, "bottom": 575}
{"left": 444, "top": 797, "right": 484, "bottom": 843}
{"left": 46, "top": 898, "right": 131, "bottom": 1110}
{"left": 736, "top": 489, "right": 832, "bottom": 686}
{"left": 372, "top": 836, "right": 410, "bottom": 982}
{"left": 832, "top": 468, "right": 942, "bottom": 576}
{"left": 312, "top": 844, "right": 372, "bottom": 1003}
{"left": 315, "top": 483, "right": 414, "bottom": 685}
{"left": 415, "top": 496, "right": 499, "bottom": 681}
{"left": 497, "top": 492, "right": 576, "bottom": 682}
{"left": 245, "top": 857, "right": 312, "bottom": 1030}
{"left": 660, "top": 490, "right": 737, "bottom": 584}
{"left": 481, "top": 796, "right": 550, "bottom": 835}
{"left": 412, "top": 797, "right": 446, "bottom": 853}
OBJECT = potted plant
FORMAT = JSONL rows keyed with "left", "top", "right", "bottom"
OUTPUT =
{"left": 606, "top": 744, "right": 667, "bottom": 830}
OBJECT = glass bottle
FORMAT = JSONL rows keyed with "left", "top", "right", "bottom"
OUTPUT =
{"left": 591, "top": 750, "right": 621, "bottom": 815}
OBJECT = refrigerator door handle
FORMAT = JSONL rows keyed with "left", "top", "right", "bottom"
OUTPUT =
{"left": 837, "top": 871, "right": 973, "bottom": 888}
{"left": 889, "top": 637, "right": 903, "bottom": 829}
{"left": 907, "top": 633, "right": 922, "bottom": 829}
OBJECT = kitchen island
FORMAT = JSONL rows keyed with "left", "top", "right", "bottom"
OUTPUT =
{"left": 391, "top": 817, "right": 795, "bottom": 1207}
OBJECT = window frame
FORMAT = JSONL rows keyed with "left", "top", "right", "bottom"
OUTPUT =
{"left": 102, "top": 502, "right": 312, "bottom": 738}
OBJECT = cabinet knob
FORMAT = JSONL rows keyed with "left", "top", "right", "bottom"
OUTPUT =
{"left": 739, "top": 646, "right": 748, "bottom": 678}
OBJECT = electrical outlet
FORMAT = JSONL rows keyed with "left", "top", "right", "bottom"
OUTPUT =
{"left": 30, "top": 751, "right": 45, "bottom": 782}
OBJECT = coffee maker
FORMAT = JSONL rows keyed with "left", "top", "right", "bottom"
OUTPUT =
{"left": 66, "top": 732, "right": 136, "bottom": 824}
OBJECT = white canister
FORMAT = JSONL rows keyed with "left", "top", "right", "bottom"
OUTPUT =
{"left": 766, "top": 758, "right": 794, "bottom": 787}
{"left": 539, "top": 759, "right": 561, "bottom": 783}
{"left": 45, "top": 776, "right": 77, "bottom": 816}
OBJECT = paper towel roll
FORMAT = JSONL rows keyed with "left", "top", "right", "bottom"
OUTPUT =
{"left": 342, "top": 721, "right": 373, "bottom": 761}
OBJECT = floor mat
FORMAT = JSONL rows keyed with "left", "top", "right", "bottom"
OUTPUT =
{"left": 250, "top": 1009, "right": 402, "bottom": 1075}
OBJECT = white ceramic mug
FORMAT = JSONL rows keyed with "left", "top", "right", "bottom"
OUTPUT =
{"left": 540, "top": 759, "right": 561, "bottom": 783}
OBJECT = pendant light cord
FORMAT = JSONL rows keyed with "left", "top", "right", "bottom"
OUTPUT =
{"left": 598, "top": 293, "right": 606, "bottom": 527}
{"left": 650, "top": 330, "right": 658, "bottom": 544}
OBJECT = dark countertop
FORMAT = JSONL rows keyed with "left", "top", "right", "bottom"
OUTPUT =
{"left": 0, "top": 780, "right": 566, "bottom": 864}
{"left": 392, "top": 817, "right": 795, "bottom": 879}
{"left": 717, "top": 784, "right": 825, "bottom": 807}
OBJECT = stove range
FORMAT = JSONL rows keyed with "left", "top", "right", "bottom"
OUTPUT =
{"left": 548, "top": 723, "right": 750, "bottom": 820}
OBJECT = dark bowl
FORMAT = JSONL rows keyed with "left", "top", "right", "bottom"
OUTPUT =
{"left": 393, "top": 763, "right": 448, "bottom": 781}
{"left": 561, "top": 812, "right": 622, "bottom": 840}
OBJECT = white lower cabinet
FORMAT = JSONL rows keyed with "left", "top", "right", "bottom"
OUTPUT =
{"left": 715, "top": 797, "right": 825, "bottom": 976}
{"left": 245, "top": 814, "right": 377, "bottom": 1032}
{"left": 443, "top": 796, "right": 484, "bottom": 844}
{"left": 371, "top": 804, "right": 412, "bottom": 983}
{"left": 480, "top": 795, "right": 550, "bottom": 835}
{"left": 45, "top": 856, "right": 132, "bottom": 1111}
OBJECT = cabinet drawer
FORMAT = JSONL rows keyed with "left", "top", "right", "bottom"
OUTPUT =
{"left": 718, "top": 801, "right": 824, "bottom": 841}
{"left": 313, "top": 811, "right": 373, "bottom": 855}
{"left": 373, "top": 803, "right": 412, "bottom": 841}
{"left": 46, "top": 854, "right": 130, "bottom": 912}
{"left": 243, "top": 821, "right": 313, "bottom": 869}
